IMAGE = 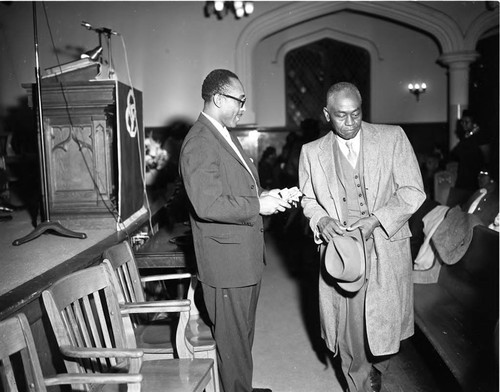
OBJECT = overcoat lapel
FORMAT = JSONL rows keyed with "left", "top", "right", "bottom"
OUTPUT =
{"left": 318, "top": 132, "right": 342, "bottom": 220}
{"left": 197, "top": 115, "right": 257, "bottom": 181}
{"left": 360, "top": 122, "right": 381, "bottom": 212}
{"left": 230, "top": 133, "right": 260, "bottom": 186}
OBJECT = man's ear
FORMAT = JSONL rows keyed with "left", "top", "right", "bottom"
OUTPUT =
{"left": 213, "top": 94, "right": 222, "bottom": 108}
{"left": 323, "top": 107, "right": 330, "bottom": 122}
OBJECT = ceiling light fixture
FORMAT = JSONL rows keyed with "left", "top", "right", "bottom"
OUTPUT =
{"left": 204, "top": 1, "right": 254, "bottom": 20}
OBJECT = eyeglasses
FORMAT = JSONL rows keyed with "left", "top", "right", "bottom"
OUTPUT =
{"left": 220, "top": 93, "right": 246, "bottom": 108}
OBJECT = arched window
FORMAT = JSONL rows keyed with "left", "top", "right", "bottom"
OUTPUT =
{"left": 285, "top": 38, "right": 371, "bottom": 130}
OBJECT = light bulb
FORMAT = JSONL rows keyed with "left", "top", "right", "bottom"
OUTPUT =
{"left": 235, "top": 7, "right": 244, "bottom": 18}
{"left": 214, "top": 1, "right": 224, "bottom": 12}
{"left": 421, "top": 83, "right": 427, "bottom": 90}
{"left": 244, "top": 2, "right": 254, "bottom": 14}
{"left": 408, "top": 83, "right": 414, "bottom": 90}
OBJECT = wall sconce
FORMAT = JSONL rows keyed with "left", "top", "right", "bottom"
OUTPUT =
{"left": 204, "top": 1, "right": 254, "bottom": 19}
{"left": 408, "top": 82, "right": 427, "bottom": 101}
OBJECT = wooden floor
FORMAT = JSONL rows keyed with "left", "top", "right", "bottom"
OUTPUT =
{"left": 250, "top": 222, "right": 458, "bottom": 392}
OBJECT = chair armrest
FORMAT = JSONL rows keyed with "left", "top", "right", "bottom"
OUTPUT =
{"left": 60, "top": 345, "right": 144, "bottom": 359}
{"left": 120, "top": 299, "right": 191, "bottom": 314}
{"left": 44, "top": 373, "right": 143, "bottom": 387}
{"left": 140, "top": 272, "right": 192, "bottom": 283}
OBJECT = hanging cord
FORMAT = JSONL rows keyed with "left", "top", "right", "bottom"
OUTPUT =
{"left": 41, "top": 3, "right": 130, "bottom": 237}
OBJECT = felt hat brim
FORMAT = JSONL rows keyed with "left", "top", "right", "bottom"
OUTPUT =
{"left": 323, "top": 228, "right": 367, "bottom": 292}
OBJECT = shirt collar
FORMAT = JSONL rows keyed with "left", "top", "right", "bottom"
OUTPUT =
{"left": 336, "top": 129, "right": 361, "bottom": 153}
{"left": 202, "top": 112, "right": 230, "bottom": 140}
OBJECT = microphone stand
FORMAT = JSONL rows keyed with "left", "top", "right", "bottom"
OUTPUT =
{"left": 13, "top": 2, "right": 87, "bottom": 246}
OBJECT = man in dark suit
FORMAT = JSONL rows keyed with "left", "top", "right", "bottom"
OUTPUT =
{"left": 180, "top": 69, "right": 290, "bottom": 392}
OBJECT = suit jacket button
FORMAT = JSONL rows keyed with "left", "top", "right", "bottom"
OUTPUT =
{"left": 260, "top": 228, "right": 264, "bottom": 232}
{"left": 251, "top": 185, "right": 255, "bottom": 189}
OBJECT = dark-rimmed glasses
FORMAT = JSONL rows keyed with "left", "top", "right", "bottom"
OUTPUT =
{"left": 220, "top": 93, "right": 246, "bottom": 108}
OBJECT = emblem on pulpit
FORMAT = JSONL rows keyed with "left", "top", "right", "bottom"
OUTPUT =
{"left": 125, "top": 89, "right": 138, "bottom": 138}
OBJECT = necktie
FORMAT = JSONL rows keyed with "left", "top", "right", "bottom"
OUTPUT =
{"left": 346, "top": 140, "right": 358, "bottom": 168}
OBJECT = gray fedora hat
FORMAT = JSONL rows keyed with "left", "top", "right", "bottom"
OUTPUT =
{"left": 323, "top": 228, "right": 367, "bottom": 292}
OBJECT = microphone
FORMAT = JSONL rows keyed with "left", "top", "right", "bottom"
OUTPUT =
{"left": 81, "top": 21, "right": 119, "bottom": 36}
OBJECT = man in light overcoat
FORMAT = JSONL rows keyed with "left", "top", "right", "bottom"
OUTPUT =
{"left": 298, "top": 82, "right": 425, "bottom": 392}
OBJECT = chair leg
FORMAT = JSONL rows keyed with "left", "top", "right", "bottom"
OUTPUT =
{"left": 194, "top": 350, "right": 219, "bottom": 392}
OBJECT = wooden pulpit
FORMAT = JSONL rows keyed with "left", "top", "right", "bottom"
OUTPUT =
{"left": 23, "top": 61, "right": 145, "bottom": 226}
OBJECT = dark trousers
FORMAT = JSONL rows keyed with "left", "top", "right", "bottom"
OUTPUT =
{"left": 201, "top": 281, "right": 261, "bottom": 392}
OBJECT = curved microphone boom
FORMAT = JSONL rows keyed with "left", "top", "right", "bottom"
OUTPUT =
{"left": 81, "top": 20, "right": 119, "bottom": 36}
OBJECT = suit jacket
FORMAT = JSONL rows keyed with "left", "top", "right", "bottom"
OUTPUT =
{"left": 298, "top": 122, "right": 425, "bottom": 356}
{"left": 179, "top": 114, "right": 265, "bottom": 288}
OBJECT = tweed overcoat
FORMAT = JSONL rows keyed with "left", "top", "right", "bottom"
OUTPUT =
{"left": 298, "top": 122, "right": 425, "bottom": 356}
{"left": 179, "top": 114, "right": 265, "bottom": 288}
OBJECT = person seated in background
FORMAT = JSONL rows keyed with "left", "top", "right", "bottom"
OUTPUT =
{"left": 258, "top": 146, "right": 278, "bottom": 190}
{"left": 448, "top": 110, "right": 488, "bottom": 206}
{"left": 462, "top": 169, "right": 499, "bottom": 230}
{"left": 145, "top": 135, "right": 169, "bottom": 187}
{"left": 420, "top": 152, "right": 444, "bottom": 200}
{"left": 277, "top": 131, "right": 302, "bottom": 188}
{"left": 145, "top": 121, "right": 191, "bottom": 189}
{"left": 410, "top": 165, "right": 499, "bottom": 271}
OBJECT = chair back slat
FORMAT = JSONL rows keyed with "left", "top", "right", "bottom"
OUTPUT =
{"left": 2, "top": 354, "right": 19, "bottom": 391}
{"left": 19, "top": 341, "right": 37, "bottom": 389}
{"left": 116, "top": 265, "right": 134, "bottom": 303}
{"left": 122, "top": 263, "right": 137, "bottom": 303}
{"left": 0, "top": 314, "right": 47, "bottom": 392}
{"left": 92, "top": 290, "right": 119, "bottom": 368}
{"left": 78, "top": 293, "right": 114, "bottom": 371}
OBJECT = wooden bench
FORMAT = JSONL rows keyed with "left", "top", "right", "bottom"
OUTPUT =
{"left": 414, "top": 225, "right": 499, "bottom": 391}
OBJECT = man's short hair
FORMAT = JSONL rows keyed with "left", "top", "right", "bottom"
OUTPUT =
{"left": 326, "top": 82, "right": 362, "bottom": 103}
{"left": 202, "top": 69, "right": 239, "bottom": 102}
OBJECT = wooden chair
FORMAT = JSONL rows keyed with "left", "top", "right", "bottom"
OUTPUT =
{"left": 102, "top": 240, "right": 219, "bottom": 392}
{"left": 42, "top": 263, "right": 214, "bottom": 392}
{"left": 0, "top": 313, "right": 142, "bottom": 391}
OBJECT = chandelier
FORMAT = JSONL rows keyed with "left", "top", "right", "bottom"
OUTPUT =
{"left": 204, "top": 1, "right": 254, "bottom": 19}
